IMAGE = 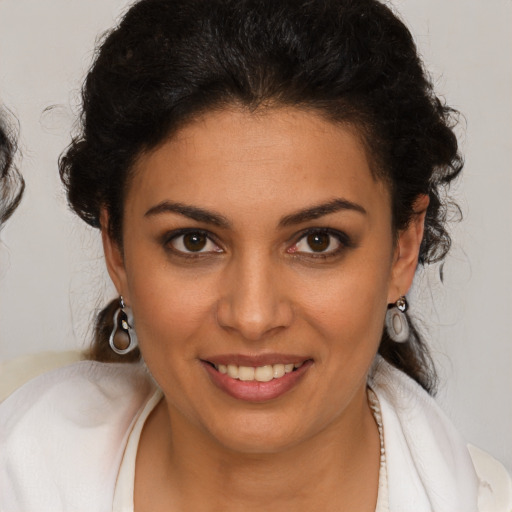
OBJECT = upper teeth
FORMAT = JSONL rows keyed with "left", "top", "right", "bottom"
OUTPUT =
{"left": 214, "top": 362, "right": 303, "bottom": 382}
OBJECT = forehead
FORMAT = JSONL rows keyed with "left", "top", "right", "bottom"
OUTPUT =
{"left": 128, "top": 107, "right": 390, "bottom": 221}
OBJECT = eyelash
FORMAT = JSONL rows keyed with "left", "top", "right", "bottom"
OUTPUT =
{"left": 162, "top": 227, "right": 352, "bottom": 260}
{"left": 287, "top": 228, "right": 352, "bottom": 260}
{"left": 163, "top": 229, "right": 223, "bottom": 259}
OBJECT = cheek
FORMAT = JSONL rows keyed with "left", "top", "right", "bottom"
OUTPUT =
{"left": 125, "top": 258, "right": 218, "bottom": 357}
{"left": 295, "top": 258, "right": 390, "bottom": 355}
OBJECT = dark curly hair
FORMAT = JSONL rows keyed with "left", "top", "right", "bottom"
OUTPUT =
{"left": 60, "top": 0, "right": 463, "bottom": 393}
{"left": 0, "top": 110, "right": 24, "bottom": 225}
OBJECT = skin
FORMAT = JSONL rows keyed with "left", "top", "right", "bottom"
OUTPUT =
{"left": 103, "top": 107, "right": 428, "bottom": 512}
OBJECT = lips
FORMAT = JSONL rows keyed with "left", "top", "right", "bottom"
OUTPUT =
{"left": 201, "top": 356, "right": 312, "bottom": 402}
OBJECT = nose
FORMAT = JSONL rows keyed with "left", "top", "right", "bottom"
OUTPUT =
{"left": 216, "top": 253, "right": 293, "bottom": 341}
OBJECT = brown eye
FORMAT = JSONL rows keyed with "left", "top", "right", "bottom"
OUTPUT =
{"left": 289, "top": 229, "right": 344, "bottom": 256}
{"left": 183, "top": 232, "right": 207, "bottom": 252}
{"left": 169, "top": 231, "right": 222, "bottom": 254}
{"left": 306, "top": 233, "right": 330, "bottom": 252}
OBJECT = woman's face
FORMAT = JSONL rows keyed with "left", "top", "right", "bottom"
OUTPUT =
{"left": 105, "top": 108, "right": 422, "bottom": 453}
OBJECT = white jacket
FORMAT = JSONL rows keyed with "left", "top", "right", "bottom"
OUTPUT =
{"left": 1, "top": 359, "right": 511, "bottom": 511}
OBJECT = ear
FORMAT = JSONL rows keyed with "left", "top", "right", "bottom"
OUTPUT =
{"left": 387, "top": 194, "right": 429, "bottom": 304}
{"left": 100, "top": 209, "right": 129, "bottom": 301}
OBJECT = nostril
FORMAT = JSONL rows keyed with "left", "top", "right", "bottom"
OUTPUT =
{"left": 215, "top": 270, "right": 294, "bottom": 341}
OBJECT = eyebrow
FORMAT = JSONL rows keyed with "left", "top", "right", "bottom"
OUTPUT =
{"left": 144, "top": 201, "right": 231, "bottom": 228}
{"left": 278, "top": 198, "right": 367, "bottom": 227}
{"left": 144, "top": 197, "right": 366, "bottom": 229}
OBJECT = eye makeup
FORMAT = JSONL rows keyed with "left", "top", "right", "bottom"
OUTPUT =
{"left": 286, "top": 227, "right": 355, "bottom": 260}
{"left": 160, "top": 228, "right": 224, "bottom": 260}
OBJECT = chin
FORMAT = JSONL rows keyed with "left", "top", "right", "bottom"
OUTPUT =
{"left": 204, "top": 415, "right": 308, "bottom": 455}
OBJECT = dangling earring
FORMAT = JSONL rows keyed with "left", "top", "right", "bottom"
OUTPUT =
{"left": 109, "top": 296, "right": 139, "bottom": 355}
{"left": 385, "top": 296, "right": 409, "bottom": 343}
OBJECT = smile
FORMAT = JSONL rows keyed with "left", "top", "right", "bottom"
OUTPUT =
{"left": 202, "top": 358, "right": 312, "bottom": 402}
{"left": 212, "top": 362, "right": 304, "bottom": 382}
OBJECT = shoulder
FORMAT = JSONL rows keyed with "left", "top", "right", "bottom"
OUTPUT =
{"left": 369, "top": 356, "right": 512, "bottom": 511}
{"left": 1, "top": 359, "right": 154, "bottom": 427}
{"left": 0, "top": 360, "right": 157, "bottom": 511}
{"left": 0, "top": 349, "right": 84, "bottom": 402}
{"left": 468, "top": 444, "right": 512, "bottom": 512}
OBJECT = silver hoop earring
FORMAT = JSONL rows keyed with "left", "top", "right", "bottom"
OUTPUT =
{"left": 109, "top": 296, "right": 139, "bottom": 355}
{"left": 385, "top": 296, "right": 409, "bottom": 343}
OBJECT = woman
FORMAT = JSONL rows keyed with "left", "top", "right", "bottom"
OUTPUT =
{"left": 1, "top": 0, "right": 510, "bottom": 510}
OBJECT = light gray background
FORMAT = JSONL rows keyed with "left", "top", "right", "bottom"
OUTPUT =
{"left": 1, "top": 0, "right": 511, "bottom": 471}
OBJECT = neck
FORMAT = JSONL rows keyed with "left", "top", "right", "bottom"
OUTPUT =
{"left": 135, "top": 387, "right": 380, "bottom": 512}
